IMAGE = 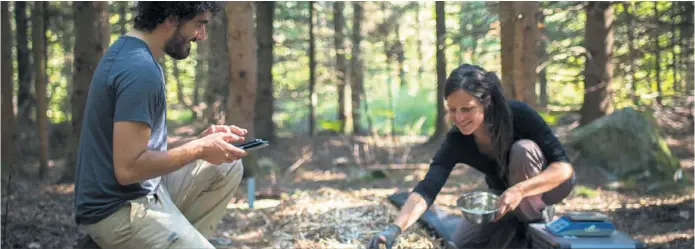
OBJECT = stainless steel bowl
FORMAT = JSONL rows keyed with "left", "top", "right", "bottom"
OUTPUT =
{"left": 456, "top": 191, "right": 500, "bottom": 225}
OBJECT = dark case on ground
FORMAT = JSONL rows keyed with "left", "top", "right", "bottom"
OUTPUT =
{"left": 526, "top": 223, "right": 647, "bottom": 249}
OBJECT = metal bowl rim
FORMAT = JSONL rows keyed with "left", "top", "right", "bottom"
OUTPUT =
{"left": 457, "top": 191, "right": 500, "bottom": 214}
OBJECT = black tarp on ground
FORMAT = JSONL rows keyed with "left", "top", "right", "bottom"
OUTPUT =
{"left": 387, "top": 192, "right": 462, "bottom": 248}
{"left": 387, "top": 192, "right": 527, "bottom": 249}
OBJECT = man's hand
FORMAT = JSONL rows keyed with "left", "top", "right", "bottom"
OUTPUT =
{"left": 199, "top": 124, "right": 248, "bottom": 139}
{"left": 494, "top": 186, "right": 524, "bottom": 222}
{"left": 195, "top": 132, "right": 248, "bottom": 165}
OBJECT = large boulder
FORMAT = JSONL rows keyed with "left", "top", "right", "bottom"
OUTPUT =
{"left": 565, "top": 107, "right": 680, "bottom": 182}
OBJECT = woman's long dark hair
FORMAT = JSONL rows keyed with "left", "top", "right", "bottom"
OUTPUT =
{"left": 444, "top": 64, "right": 514, "bottom": 180}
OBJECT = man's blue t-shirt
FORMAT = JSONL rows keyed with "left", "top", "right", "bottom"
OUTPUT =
{"left": 74, "top": 36, "right": 167, "bottom": 225}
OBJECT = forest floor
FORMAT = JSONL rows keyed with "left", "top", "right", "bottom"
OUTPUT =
{"left": 1, "top": 106, "right": 693, "bottom": 249}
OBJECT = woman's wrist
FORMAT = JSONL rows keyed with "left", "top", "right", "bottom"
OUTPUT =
{"left": 509, "top": 182, "right": 528, "bottom": 198}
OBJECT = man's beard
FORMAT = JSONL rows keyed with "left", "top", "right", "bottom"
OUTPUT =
{"left": 164, "top": 31, "right": 193, "bottom": 60}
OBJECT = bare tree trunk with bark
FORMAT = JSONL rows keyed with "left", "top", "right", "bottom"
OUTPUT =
{"left": 333, "top": 2, "right": 350, "bottom": 134}
{"left": 350, "top": 2, "right": 364, "bottom": 134}
{"left": 15, "top": 2, "right": 32, "bottom": 126}
{"left": 255, "top": 1, "right": 276, "bottom": 140}
{"left": 226, "top": 2, "right": 258, "bottom": 178}
{"left": 61, "top": 1, "right": 110, "bottom": 183}
{"left": 500, "top": 1, "right": 539, "bottom": 108}
{"left": 308, "top": 1, "right": 316, "bottom": 136}
{"left": 579, "top": 2, "right": 614, "bottom": 126}
{"left": 2, "top": 2, "right": 16, "bottom": 167}
{"left": 429, "top": 1, "right": 448, "bottom": 143}
{"left": 33, "top": 2, "right": 49, "bottom": 179}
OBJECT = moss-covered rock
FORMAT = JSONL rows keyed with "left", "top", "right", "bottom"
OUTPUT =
{"left": 565, "top": 107, "right": 680, "bottom": 181}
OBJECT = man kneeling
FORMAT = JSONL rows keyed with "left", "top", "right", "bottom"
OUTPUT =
{"left": 73, "top": 2, "right": 247, "bottom": 248}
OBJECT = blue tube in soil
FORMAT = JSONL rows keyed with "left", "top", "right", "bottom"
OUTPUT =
{"left": 247, "top": 177, "right": 255, "bottom": 209}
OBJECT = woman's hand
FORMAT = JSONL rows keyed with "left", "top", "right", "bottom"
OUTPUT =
{"left": 494, "top": 186, "right": 524, "bottom": 222}
{"left": 367, "top": 224, "right": 401, "bottom": 249}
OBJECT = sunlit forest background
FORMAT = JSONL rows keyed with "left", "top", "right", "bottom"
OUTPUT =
{"left": 1, "top": 1, "right": 693, "bottom": 249}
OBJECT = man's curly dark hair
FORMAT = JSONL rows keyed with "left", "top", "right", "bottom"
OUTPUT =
{"left": 133, "top": 2, "right": 223, "bottom": 32}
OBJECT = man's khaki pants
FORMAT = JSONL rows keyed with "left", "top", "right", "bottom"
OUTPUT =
{"left": 83, "top": 160, "right": 243, "bottom": 249}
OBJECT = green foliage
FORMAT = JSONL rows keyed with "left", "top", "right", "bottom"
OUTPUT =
{"left": 573, "top": 185, "right": 600, "bottom": 198}
{"left": 9, "top": 1, "right": 690, "bottom": 140}
{"left": 538, "top": 111, "right": 562, "bottom": 126}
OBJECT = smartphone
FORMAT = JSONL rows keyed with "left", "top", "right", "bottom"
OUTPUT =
{"left": 233, "top": 138, "right": 269, "bottom": 152}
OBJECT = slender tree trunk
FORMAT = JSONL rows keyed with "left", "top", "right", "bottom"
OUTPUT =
{"left": 61, "top": 3, "right": 74, "bottom": 118}
{"left": 15, "top": 2, "right": 32, "bottom": 126}
{"left": 429, "top": 1, "right": 448, "bottom": 142}
{"left": 395, "top": 23, "right": 406, "bottom": 89}
{"left": 671, "top": 2, "right": 679, "bottom": 93}
{"left": 350, "top": 2, "right": 364, "bottom": 134}
{"left": 194, "top": 38, "right": 206, "bottom": 108}
{"left": 499, "top": 2, "right": 516, "bottom": 100}
{"left": 333, "top": 1, "right": 349, "bottom": 134}
{"left": 2, "top": 1, "right": 16, "bottom": 167}
{"left": 119, "top": 1, "right": 127, "bottom": 35}
{"left": 682, "top": 2, "right": 694, "bottom": 95}
{"left": 653, "top": 2, "right": 663, "bottom": 106}
{"left": 61, "top": 1, "right": 110, "bottom": 183}
{"left": 415, "top": 3, "right": 424, "bottom": 82}
{"left": 538, "top": 8, "right": 548, "bottom": 110}
{"left": 172, "top": 60, "right": 186, "bottom": 108}
{"left": 205, "top": 8, "right": 229, "bottom": 124}
{"left": 383, "top": 25, "right": 395, "bottom": 137}
{"left": 459, "top": 2, "right": 467, "bottom": 65}
{"left": 226, "top": 2, "right": 258, "bottom": 178}
{"left": 624, "top": 2, "right": 639, "bottom": 105}
{"left": 308, "top": 1, "right": 316, "bottom": 136}
{"left": 33, "top": 2, "right": 49, "bottom": 179}
{"left": 513, "top": 2, "right": 539, "bottom": 107}
{"left": 579, "top": 2, "right": 614, "bottom": 126}
{"left": 255, "top": 1, "right": 275, "bottom": 140}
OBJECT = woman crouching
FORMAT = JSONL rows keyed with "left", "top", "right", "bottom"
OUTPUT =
{"left": 367, "top": 64, "right": 576, "bottom": 249}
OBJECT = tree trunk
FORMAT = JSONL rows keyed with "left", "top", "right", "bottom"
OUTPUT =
{"left": 538, "top": 8, "right": 548, "bottom": 110}
{"left": 61, "top": 1, "right": 110, "bottom": 183}
{"left": 194, "top": 38, "right": 206, "bottom": 108}
{"left": 515, "top": 2, "right": 539, "bottom": 107}
{"left": 60, "top": 2, "right": 74, "bottom": 118}
{"left": 333, "top": 1, "right": 349, "bottom": 134}
{"left": 33, "top": 2, "right": 49, "bottom": 179}
{"left": 350, "top": 2, "right": 364, "bottom": 134}
{"left": 308, "top": 1, "right": 316, "bottom": 136}
{"left": 395, "top": 23, "right": 406, "bottom": 89}
{"left": 205, "top": 8, "right": 229, "bottom": 124}
{"left": 514, "top": 2, "right": 538, "bottom": 109}
{"left": 2, "top": 1, "right": 16, "bottom": 167}
{"left": 15, "top": 2, "right": 32, "bottom": 126}
{"left": 499, "top": 2, "right": 516, "bottom": 100}
{"left": 500, "top": 1, "right": 539, "bottom": 108}
{"left": 119, "top": 1, "right": 127, "bottom": 35}
{"left": 226, "top": 2, "right": 258, "bottom": 178}
{"left": 682, "top": 2, "right": 694, "bottom": 95}
{"left": 459, "top": 2, "right": 467, "bottom": 65}
{"left": 624, "top": 2, "right": 639, "bottom": 105}
{"left": 255, "top": 1, "right": 275, "bottom": 140}
{"left": 579, "top": 2, "right": 614, "bottom": 126}
{"left": 653, "top": 2, "right": 663, "bottom": 106}
{"left": 429, "top": 1, "right": 448, "bottom": 142}
{"left": 671, "top": 2, "right": 679, "bottom": 93}
{"left": 415, "top": 3, "right": 424, "bottom": 82}
{"left": 172, "top": 60, "right": 189, "bottom": 109}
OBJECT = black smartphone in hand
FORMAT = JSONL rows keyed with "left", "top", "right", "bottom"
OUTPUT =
{"left": 233, "top": 139, "right": 269, "bottom": 152}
